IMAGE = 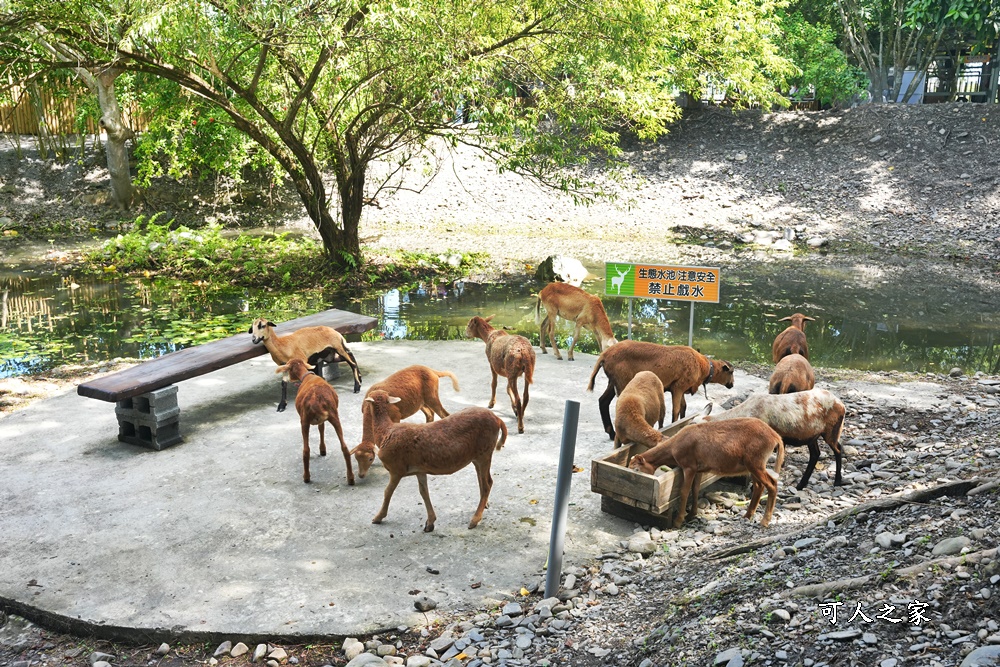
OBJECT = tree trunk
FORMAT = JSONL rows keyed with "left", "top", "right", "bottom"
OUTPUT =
{"left": 337, "top": 167, "right": 365, "bottom": 267}
{"left": 94, "top": 67, "right": 134, "bottom": 211}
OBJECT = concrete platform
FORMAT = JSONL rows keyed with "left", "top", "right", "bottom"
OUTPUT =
{"left": 0, "top": 340, "right": 754, "bottom": 643}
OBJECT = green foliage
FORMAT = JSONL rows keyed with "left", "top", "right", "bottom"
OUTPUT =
{"left": 132, "top": 77, "right": 278, "bottom": 188}
{"left": 87, "top": 214, "right": 330, "bottom": 288}
{"left": 779, "top": 11, "right": 869, "bottom": 106}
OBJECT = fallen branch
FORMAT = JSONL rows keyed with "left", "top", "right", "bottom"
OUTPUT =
{"left": 708, "top": 477, "right": 987, "bottom": 562}
{"left": 784, "top": 547, "right": 999, "bottom": 599}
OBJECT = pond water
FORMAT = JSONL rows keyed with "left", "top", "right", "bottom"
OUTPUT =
{"left": 2, "top": 258, "right": 998, "bottom": 378}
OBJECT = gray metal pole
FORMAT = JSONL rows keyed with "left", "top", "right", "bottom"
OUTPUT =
{"left": 688, "top": 301, "right": 695, "bottom": 347}
{"left": 627, "top": 299, "right": 633, "bottom": 340}
{"left": 544, "top": 400, "right": 580, "bottom": 599}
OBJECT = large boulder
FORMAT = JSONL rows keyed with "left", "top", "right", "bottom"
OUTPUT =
{"left": 534, "top": 255, "right": 589, "bottom": 286}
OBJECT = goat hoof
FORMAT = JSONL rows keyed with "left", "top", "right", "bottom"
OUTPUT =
{"left": 304, "top": 478, "right": 311, "bottom": 484}
{"left": 277, "top": 404, "right": 286, "bottom": 413}
{"left": 423, "top": 524, "right": 434, "bottom": 533}
{"left": 348, "top": 478, "right": 355, "bottom": 486}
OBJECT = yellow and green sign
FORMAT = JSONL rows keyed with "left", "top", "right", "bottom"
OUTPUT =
{"left": 605, "top": 262, "right": 721, "bottom": 303}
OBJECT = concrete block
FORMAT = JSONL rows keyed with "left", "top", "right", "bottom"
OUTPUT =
{"left": 115, "top": 386, "right": 183, "bottom": 450}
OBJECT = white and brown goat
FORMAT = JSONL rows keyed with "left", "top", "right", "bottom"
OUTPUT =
{"left": 700, "top": 388, "right": 845, "bottom": 490}
{"left": 465, "top": 315, "right": 536, "bottom": 434}
{"left": 350, "top": 365, "right": 460, "bottom": 478}
{"left": 535, "top": 282, "right": 617, "bottom": 361}
{"left": 629, "top": 418, "right": 784, "bottom": 528}
{"left": 366, "top": 390, "right": 508, "bottom": 532}
{"left": 275, "top": 358, "right": 353, "bottom": 485}
{"left": 250, "top": 317, "right": 362, "bottom": 411}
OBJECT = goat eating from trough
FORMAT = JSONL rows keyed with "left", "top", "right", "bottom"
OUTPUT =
{"left": 535, "top": 282, "right": 617, "bottom": 361}
{"left": 699, "top": 388, "right": 845, "bottom": 490}
{"left": 465, "top": 315, "right": 536, "bottom": 434}
{"left": 629, "top": 418, "right": 784, "bottom": 528}
{"left": 249, "top": 317, "right": 362, "bottom": 411}
{"left": 351, "top": 364, "right": 460, "bottom": 479}
{"left": 613, "top": 371, "right": 667, "bottom": 450}
{"left": 366, "top": 390, "right": 508, "bottom": 532}
{"left": 587, "top": 340, "right": 734, "bottom": 439}
{"left": 275, "top": 358, "right": 354, "bottom": 485}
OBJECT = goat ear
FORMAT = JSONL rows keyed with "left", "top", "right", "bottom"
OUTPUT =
{"left": 275, "top": 364, "right": 288, "bottom": 375}
{"left": 364, "top": 396, "right": 374, "bottom": 403}
{"left": 248, "top": 325, "right": 254, "bottom": 334}
{"left": 778, "top": 316, "right": 792, "bottom": 322}
{"left": 485, "top": 314, "right": 496, "bottom": 322}
{"left": 387, "top": 396, "right": 402, "bottom": 404}
{"left": 267, "top": 321, "right": 277, "bottom": 328}
{"left": 723, "top": 362, "right": 733, "bottom": 372}
{"left": 804, "top": 316, "right": 816, "bottom": 321}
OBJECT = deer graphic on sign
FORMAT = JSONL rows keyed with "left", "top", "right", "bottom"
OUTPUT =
{"left": 610, "top": 265, "right": 630, "bottom": 295}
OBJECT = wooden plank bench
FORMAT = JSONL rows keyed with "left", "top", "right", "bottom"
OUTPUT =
{"left": 78, "top": 308, "right": 377, "bottom": 449}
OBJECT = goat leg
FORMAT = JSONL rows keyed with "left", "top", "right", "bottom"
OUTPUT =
{"left": 278, "top": 379, "right": 289, "bottom": 412}
{"left": 539, "top": 314, "right": 550, "bottom": 356}
{"left": 469, "top": 459, "right": 493, "bottom": 529}
{"left": 372, "top": 475, "right": 402, "bottom": 524}
{"left": 488, "top": 370, "right": 498, "bottom": 409}
{"left": 832, "top": 446, "right": 844, "bottom": 486}
{"left": 796, "top": 437, "right": 822, "bottom": 490}
{"left": 416, "top": 473, "right": 437, "bottom": 532}
{"left": 568, "top": 322, "right": 584, "bottom": 361}
{"left": 599, "top": 382, "right": 617, "bottom": 440}
{"left": 744, "top": 476, "right": 764, "bottom": 520}
{"left": 688, "top": 472, "right": 704, "bottom": 520}
{"left": 761, "top": 474, "right": 778, "bottom": 528}
{"left": 300, "top": 420, "right": 312, "bottom": 484}
{"left": 673, "top": 468, "right": 695, "bottom": 528}
{"left": 330, "top": 416, "right": 354, "bottom": 486}
{"left": 345, "top": 350, "right": 362, "bottom": 393}
{"left": 318, "top": 422, "right": 328, "bottom": 456}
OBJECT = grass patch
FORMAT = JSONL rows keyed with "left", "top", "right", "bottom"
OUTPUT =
{"left": 84, "top": 214, "right": 486, "bottom": 290}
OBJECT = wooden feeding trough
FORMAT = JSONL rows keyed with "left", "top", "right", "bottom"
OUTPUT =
{"left": 590, "top": 405, "right": 726, "bottom": 528}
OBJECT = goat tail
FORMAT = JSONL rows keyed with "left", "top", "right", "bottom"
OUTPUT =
{"left": 586, "top": 355, "right": 605, "bottom": 392}
{"left": 495, "top": 416, "right": 508, "bottom": 451}
{"left": 773, "top": 437, "right": 786, "bottom": 476}
{"left": 533, "top": 294, "right": 543, "bottom": 326}
{"left": 435, "top": 369, "right": 460, "bottom": 393}
{"left": 523, "top": 357, "right": 534, "bottom": 385}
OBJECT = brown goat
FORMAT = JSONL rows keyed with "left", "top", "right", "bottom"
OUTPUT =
{"left": 629, "top": 418, "right": 784, "bottom": 528}
{"left": 535, "top": 282, "right": 617, "bottom": 361}
{"left": 250, "top": 317, "right": 362, "bottom": 411}
{"left": 771, "top": 313, "right": 816, "bottom": 363}
{"left": 275, "top": 358, "right": 353, "bottom": 486}
{"left": 366, "top": 390, "right": 508, "bottom": 532}
{"left": 351, "top": 365, "right": 460, "bottom": 478}
{"left": 587, "top": 341, "right": 735, "bottom": 439}
{"left": 700, "top": 388, "right": 845, "bottom": 490}
{"left": 465, "top": 315, "right": 536, "bottom": 434}
{"left": 769, "top": 353, "right": 816, "bottom": 394}
{"left": 613, "top": 371, "right": 666, "bottom": 450}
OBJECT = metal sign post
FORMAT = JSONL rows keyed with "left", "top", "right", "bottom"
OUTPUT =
{"left": 544, "top": 400, "right": 580, "bottom": 600}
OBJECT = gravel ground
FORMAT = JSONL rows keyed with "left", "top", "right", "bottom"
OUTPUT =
{"left": 3, "top": 103, "right": 1000, "bottom": 667}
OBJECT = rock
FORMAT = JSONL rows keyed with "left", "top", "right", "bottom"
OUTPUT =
{"left": 414, "top": 596, "right": 437, "bottom": 612}
{"left": 254, "top": 644, "right": 269, "bottom": 662}
{"left": 90, "top": 653, "right": 115, "bottom": 665}
{"left": 214, "top": 642, "right": 233, "bottom": 658}
{"left": 502, "top": 602, "right": 523, "bottom": 617}
{"left": 950, "top": 367, "right": 964, "bottom": 377}
{"left": 880, "top": 659, "right": 899, "bottom": 667}
{"left": 627, "top": 531, "right": 657, "bottom": 556}
{"left": 155, "top": 643, "right": 170, "bottom": 656}
{"left": 960, "top": 646, "right": 1000, "bottom": 666}
{"left": 806, "top": 236, "right": 829, "bottom": 248}
{"left": 231, "top": 643, "right": 249, "bottom": 658}
{"left": 346, "top": 655, "right": 390, "bottom": 667}
{"left": 769, "top": 609, "right": 791, "bottom": 624}
{"left": 269, "top": 648, "right": 288, "bottom": 662}
{"left": 714, "top": 647, "right": 743, "bottom": 665}
{"left": 429, "top": 636, "right": 454, "bottom": 653}
{"left": 875, "top": 532, "right": 906, "bottom": 549}
{"left": 822, "top": 629, "right": 862, "bottom": 640}
{"left": 534, "top": 255, "right": 589, "bottom": 286}
{"left": 734, "top": 152, "right": 748, "bottom": 162}
{"left": 933, "top": 536, "right": 971, "bottom": 556}
{"left": 406, "top": 657, "right": 432, "bottom": 667}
